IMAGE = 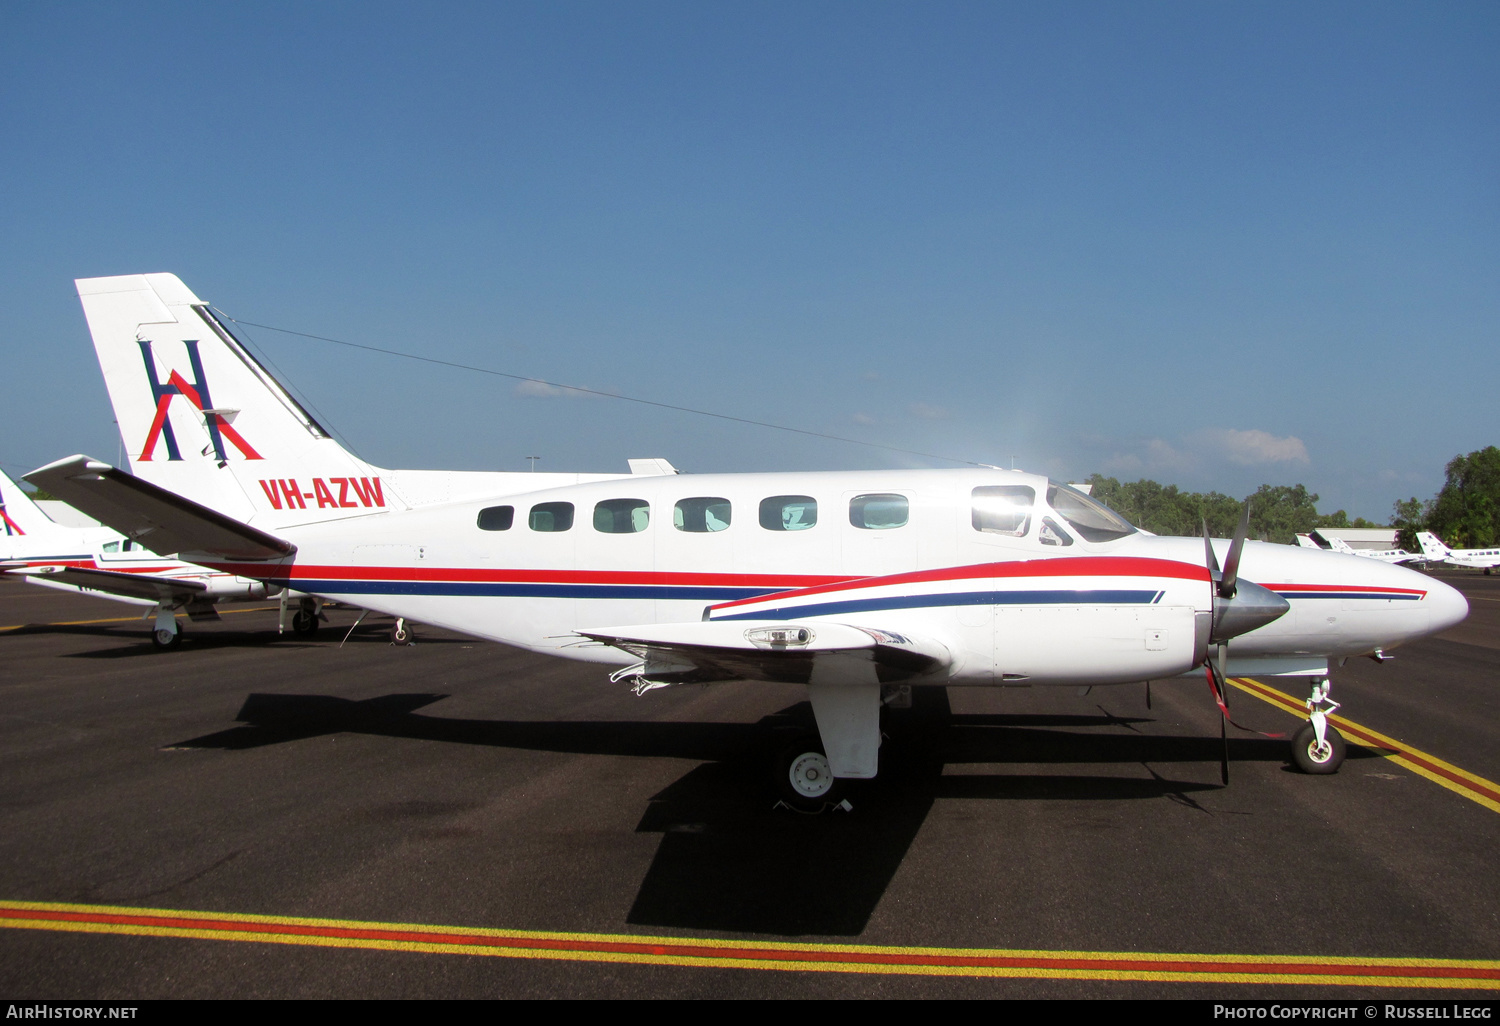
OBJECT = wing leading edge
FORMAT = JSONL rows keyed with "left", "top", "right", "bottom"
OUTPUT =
{"left": 25, "top": 456, "right": 294, "bottom": 562}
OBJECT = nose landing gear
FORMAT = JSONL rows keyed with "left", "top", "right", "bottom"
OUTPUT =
{"left": 1292, "top": 678, "right": 1346, "bottom": 774}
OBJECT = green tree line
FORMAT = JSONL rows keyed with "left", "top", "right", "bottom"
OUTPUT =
{"left": 1084, "top": 476, "right": 1378, "bottom": 545}
{"left": 1390, "top": 446, "right": 1500, "bottom": 550}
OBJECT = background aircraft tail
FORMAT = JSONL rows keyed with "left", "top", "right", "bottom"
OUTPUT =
{"left": 1416, "top": 531, "right": 1451, "bottom": 561}
{"left": 76, "top": 274, "right": 398, "bottom": 527}
{"left": 0, "top": 466, "right": 79, "bottom": 550}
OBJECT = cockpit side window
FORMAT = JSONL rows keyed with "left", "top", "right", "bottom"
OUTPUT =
{"left": 1039, "top": 516, "right": 1073, "bottom": 547}
{"left": 1045, "top": 482, "right": 1137, "bottom": 542}
{"left": 972, "top": 485, "right": 1034, "bottom": 537}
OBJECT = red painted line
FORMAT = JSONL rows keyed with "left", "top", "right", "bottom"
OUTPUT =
{"left": 7, "top": 907, "right": 1494, "bottom": 980}
{"left": 8, "top": 907, "right": 1500, "bottom": 984}
{"left": 1234, "top": 679, "right": 1500, "bottom": 804}
{"left": 203, "top": 562, "right": 853, "bottom": 589}
{"left": 1272, "top": 582, "right": 1427, "bottom": 598}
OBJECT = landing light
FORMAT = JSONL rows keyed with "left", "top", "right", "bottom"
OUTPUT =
{"left": 746, "top": 627, "right": 812, "bottom": 647}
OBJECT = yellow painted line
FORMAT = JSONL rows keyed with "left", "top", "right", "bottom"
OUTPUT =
{"left": 1231, "top": 677, "right": 1500, "bottom": 815}
{"left": 1, "top": 901, "right": 1496, "bottom": 988}
{"left": 0, "top": 606, "right": 280, "bottom": 632}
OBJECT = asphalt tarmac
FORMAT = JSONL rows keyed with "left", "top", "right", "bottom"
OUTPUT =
{"left": 0, "top": 570, "right": 1496, "bottom": 998}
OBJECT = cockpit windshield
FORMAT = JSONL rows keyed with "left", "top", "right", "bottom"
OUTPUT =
{"left": 1045, "top": 481, "right": 1137, "bottom": 543}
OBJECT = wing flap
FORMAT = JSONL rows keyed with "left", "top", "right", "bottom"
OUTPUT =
{"left": 577, "top": 619, "right": 949, "bottom": 686}
{"left": 10, "top": 564, "right": 209, "bottom": 603}
{"left": 24, "top": 456, "right": 294, "bottom": 561}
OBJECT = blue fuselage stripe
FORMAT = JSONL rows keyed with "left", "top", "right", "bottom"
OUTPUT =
{"left": 713, "top": 589, "right": 1164, "bottom": 621}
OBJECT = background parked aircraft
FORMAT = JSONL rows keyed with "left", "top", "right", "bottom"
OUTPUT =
{"left": 1417, "top": 531, "right": 1500, "bottom": 574}
{"left": 2, "top": 466, "right": 316, "bottom": 647}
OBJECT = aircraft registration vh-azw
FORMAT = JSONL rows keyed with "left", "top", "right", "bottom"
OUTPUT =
{"left": 25, "top": 273, "right": 1470, "bottom": 809}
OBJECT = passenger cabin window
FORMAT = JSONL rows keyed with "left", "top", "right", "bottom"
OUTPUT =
{"left": 103, "top": 541, "right": 119, "bottom": 553}
{"left": 760, "top": 495, "right": 818, "bottom": 531}
{"left": 849, "top": 493, "right": 909, "bottom": 530}
{"left": 477, "top": 505, "right": 514, "bottom": 531}
{"left": 1045, "top": 482, "right": 1137, "bottom": 543}
{"left": 529, "top": 501, "right": 574, "bottom": 532}
{"left": 594, "top": 498, "right": 649, "bottom": 534}
{"left": 972, "top": 485, "right": 1034, "bottom": 536}
{"left": 674, "top": 497, "right": 731, "bottom": 533}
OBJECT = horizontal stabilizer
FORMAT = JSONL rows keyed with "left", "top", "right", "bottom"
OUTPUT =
{"left": 10, "top": 564, "right": 208, "bottom": 603}
{"left": 577, "top": 618, "right": 948, "bottom": 686}
{"left": 25, "top": 456, "right": 294, "bottom": 561}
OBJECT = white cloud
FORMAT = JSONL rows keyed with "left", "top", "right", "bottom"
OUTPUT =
{"left": 1092, "top": 428, "right": 1306, "bottom": 477}
{"left": 852, "top": 412, "right": 876, "bottom": 425}
{"left": 513, "top": 379, "right": 599, "bottom": 399}
{"left": 907, "top": 402, "right": 949, "bottom": 420}
{"left": 1201, "top": 428, "right": 1310, "bottom": 466}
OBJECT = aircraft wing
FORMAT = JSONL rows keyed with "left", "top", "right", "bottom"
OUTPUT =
{"left": 576, "top": 619, "right": 949, "bottom": 686}
{"left": 24, "top": 456, "right": 295, "bottom": 561}
{"left": 9, "top": 564, "right": 209, "bottom": 603}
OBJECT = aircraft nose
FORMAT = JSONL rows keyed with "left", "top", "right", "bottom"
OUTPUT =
{"left": 1424, "top": 576, "right": 1469, "bottom": 634}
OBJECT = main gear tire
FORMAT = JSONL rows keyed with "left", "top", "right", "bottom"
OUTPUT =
{"left": 774, "top": 740, "right": 845, "bottom": 812}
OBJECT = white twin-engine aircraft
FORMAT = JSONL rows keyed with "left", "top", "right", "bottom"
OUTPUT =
{"left": 27, "top": 273, "right": 1470, "bottom": 807}
{"left": 1416, "top": 532, "right": 1500, "bottom": 573}
{"left": 0, "top": 466, "right": 290, "bottom": 646}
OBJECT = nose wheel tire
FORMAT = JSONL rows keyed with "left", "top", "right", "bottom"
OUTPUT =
{"left": 391, "top": 619, "right": 413, "bottom": 645}
{"left": 775, "top": 742, "right": 845, "bottom": 811}
{"left": 151, "top": 627, "right": 181, "bottom": 650}
{"left": 291, "top": 610, "right": 319, "bottom": 637}
{"left": 1292, "top": 721, "right": 1346, "bottom": 774}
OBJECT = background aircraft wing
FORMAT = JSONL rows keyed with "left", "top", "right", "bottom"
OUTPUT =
{"left": 576, "top": 619, "right": 949, "bottom": 686}
{"left": 9, "top": 564, "right": 209, "bottom": 603}
{"left": 25, "top": 456, "right": 295, "bottom": 562}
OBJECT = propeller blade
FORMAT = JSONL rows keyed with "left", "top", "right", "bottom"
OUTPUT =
{"left": 1220, "top": 500, "right": 1251, "bottom": 598}
{"left": 1220, "top": 710, "right": 1230, "bottom": 785}
{"left": 1206, "top": 645, "right": 1231, "bottom": 785}
{"left": 1203, "top": 518, "right": 1221, "bottom": 582}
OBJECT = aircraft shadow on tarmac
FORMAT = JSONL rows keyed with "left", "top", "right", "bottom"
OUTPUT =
{"left": 165, "top": 687, "right": 1383, "bottom": 937}
{"left": 42, "top": 621, "right": 466, "bottom": 657}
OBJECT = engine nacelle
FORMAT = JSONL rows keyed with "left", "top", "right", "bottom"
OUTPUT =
{"left": 993, "top": 603, "right": 1201, "bottom": 686}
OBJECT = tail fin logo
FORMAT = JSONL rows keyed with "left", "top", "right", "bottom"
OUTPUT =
{"left": 138, "top": 340, "right": 263, "bottom": 462}
{"left": 0, "top": 485, "right": 23, "bottom": 536}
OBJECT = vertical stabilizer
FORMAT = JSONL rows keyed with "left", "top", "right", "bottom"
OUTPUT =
{"left": 0, "top": 466, "right": 90, "bottom": 558}
{"left": 77, "top": 274, "right": 401, "bottom": 527}
{"left": 1416, "top": 532, "right": 1451, "bottom": 561}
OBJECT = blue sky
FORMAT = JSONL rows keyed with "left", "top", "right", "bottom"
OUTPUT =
{"left": 1, "top": 1, "right": 1495, "bottom": 521}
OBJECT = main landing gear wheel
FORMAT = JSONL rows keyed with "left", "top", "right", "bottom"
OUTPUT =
{"left": 775, "top": 741, "right": 845, "bottom": 812}
{"left": 151, "top": 626, "right": 182, "bottom": 650}
{"left": 291, "top": 610, "right": 319, "bottom": 637}
{"left": 1292, "top": 721, "right": 1346, "bottom": 774}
